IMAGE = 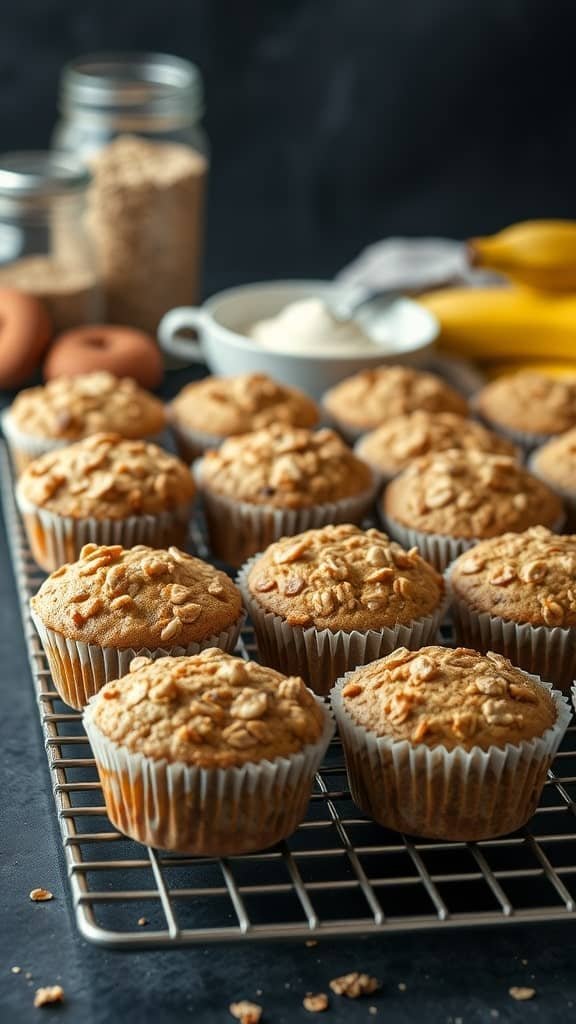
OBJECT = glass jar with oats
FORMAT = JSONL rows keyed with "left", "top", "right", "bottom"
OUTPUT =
{"left": 52, "top": 53, "right": 209, "bottom": 335}
{"left": 0, "top": 152, "right": 101, "bottom": 331}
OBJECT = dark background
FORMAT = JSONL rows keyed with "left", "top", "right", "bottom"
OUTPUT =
{"left": 3, "top": 0, "right": 576, "bottom": 292}
{"left": 3, "top": 3, "right": 576, "bottom": 1021}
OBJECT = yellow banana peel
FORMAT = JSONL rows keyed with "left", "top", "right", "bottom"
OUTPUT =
{"left": 419, "top": 285, "right": 576, "bottom": 362}
{"left": 483, "top": 360, "right": 576, "bottom": 380}
{"left": 469, "top": 219, "right": 576, "bottom": 291}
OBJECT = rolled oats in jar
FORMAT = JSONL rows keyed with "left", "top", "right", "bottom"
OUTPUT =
{"left": 52, "top": 53, "right": 208, "bottom": 334}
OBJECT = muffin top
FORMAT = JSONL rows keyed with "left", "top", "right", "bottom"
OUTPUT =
{"left": 247, "top": 524, "right": 443, "bottom": 629}
{"left": 199, "top": 425, "right": 374, "bottom": 508}
{"left": 383, "top": 449, "right": 562, "bottom": 539}
{"left": 532, "top": 427, "right": 576, "bottom": 491}
{"left": 18, "top": 433, "right": 195, "bottom": 519}
{"left": 8, "top": 372, "right": 166, "bottom": 442}
{"left": 170, "top": 372, "right": 318, "bottom": 437}
{"left": 357, "top": 411, "right": 517, "bottom": 477}
{"left": 476, "top": 371, "right": 576, "bottom": 436}
{"left": 31, "top": 543, "right": 242, "bottom": 647}
{"left": 451, "top": 527, "right": 576, "bottom": 628}
{"left": 87, "top": 649, "right": 325, "bottom": 767}
{"left": 323, "top": 365, "right": 468, "bottom": 432}
{"left": 338, "top": 645, "right": 556, "bottom": 751}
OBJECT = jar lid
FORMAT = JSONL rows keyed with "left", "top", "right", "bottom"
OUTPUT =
{"left": 0, "top": 152, "right": 90, "bottom": 198}
{"left": 60, "top": 52, "right": 203, "bottom": 125}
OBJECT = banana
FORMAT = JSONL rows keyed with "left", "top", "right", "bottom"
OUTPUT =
{"left": 469, "top": 219, "right": 576, "bottom": 291}
{"left": 419, "top": 286, "right": 576, "bottom": 361}
{"left": 483, "top": 360, "right": 576, "bottom": 380}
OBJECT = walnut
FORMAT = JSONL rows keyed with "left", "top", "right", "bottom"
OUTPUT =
{"left": 29, "top": 887, "right": 53, "bottom": 901}
{"left": 329, "top": 973, "right": 380, "bottom": 998}
{"left": 424, "top": 485, "right": 454, "bottom": 509}
{"left": 542, "top": 598, "right": 564, "bottom": 626}
{"left": 230, "top": 689, "right": 268, "bottom": 720}
{"left": 303, "top": 993, "right": 329, "bottom": 1012}
{"left": 178, "top": 603, "right": 203, "bottom": 624}
{"left": 168, "top": 584, "right": 195, "bottom": 605}
{"left": 489, "top": 564, "right": 517, "bottom": 586}
{"left": 519, "top": 560, "right": 548, "bottom": 583}
{"left": 160, "top": 617, "right": 183, "bottom": 642}
{"left": 34, "top": 986, "right": 64, "bottom": 1008}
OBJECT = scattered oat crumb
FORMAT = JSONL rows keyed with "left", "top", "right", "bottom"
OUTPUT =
{"left": 229, "top": 1000, "right": 262, "bottom": 1024}
{"left": 284, "top": 982, "right": 291, "bottom": 989}
{"left": 455, "top": 1018, "right": 463, "bottom": 1024}
{"left": 305, "top": 939, "right": 318, "bottom": 948}
{"left": 329, "top": 973, "right": 380, "bottom": 998}
{"left": 137, "top": 917, "right": 148, "bottom": 927}
{"left": 509, "top": 986, "right": 536, "bottom": 1001}
{"left": 34, "top": 986, "right": 64, "bottom": 1008}
{"left": 369, "top": 1009, "right": 378, "bottom": 1017}
{"left": 11, "top": 966, "right": 21, "bottom": 974}
{"left": 303, "top": 993, "right": 329, "bottom": 1013}
{"left": 521, "top": 959, "right": 528, "bottom": 966}
{"left": 255, "top": 990, "right": 262, "bottom": 997}
{"left": 398, "top": 982, "right": 407, "bottom": 992}
{"left": 26, "top": 973, "right": 33, "bottom": 980}
{"left": 490, "top": 1012, "right": 499, "bottom": 1019}
{"left": 29, "top": 888, "right": 53, "bottom": 903}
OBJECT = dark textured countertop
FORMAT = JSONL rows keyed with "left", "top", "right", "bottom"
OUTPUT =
{"left": 1, "top": 376, "right": 576, "bottom": 1023}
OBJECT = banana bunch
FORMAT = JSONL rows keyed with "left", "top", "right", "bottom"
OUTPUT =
{"left": 420, "top": 220, "right": 576, "bottom": 374}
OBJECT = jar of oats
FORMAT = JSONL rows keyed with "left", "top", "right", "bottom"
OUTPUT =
{"left": 0, "top": 151, "right": 101, "bottom": 331}
{"left": 52, "top": 53, "right": 209, "bottom": 335}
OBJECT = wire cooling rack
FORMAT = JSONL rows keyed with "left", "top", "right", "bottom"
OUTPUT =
{"left": 3, "top": 441, "right": 576, "bottom": 948}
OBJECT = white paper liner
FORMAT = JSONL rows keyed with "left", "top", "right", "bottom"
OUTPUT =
{"left": 237, "top": 556, "right": 448, "bottom": 696}
{"left": 83, "top": 694, "right": 335, "bottom": 855}
{"left": 380, "top": 512, "right": 476, "bottom": 572}
{"left": 1, "top": 407, "right": 169, "bottom": 475}
{"left": 169, "top": 417, "right": 226, "bottom": 463}
{"left": 445, "top": 562, "right": 576, "bottom": 691}
{"left": 16, "top": 485, "right": 193, "bottom": 573}
{"left": 528, "top": 451, "right": 576, "bottom": 531}
{"left": 31, "top": 608, "right": 246, "bottom": 709}
{"left": 332, "top": 670, "right": 571, "bottom": 841}
{"left": 196, "top": 460, "right": 377, "bottom": 568}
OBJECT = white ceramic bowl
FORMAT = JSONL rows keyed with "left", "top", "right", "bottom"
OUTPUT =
{"left": 158, "top": 280, "right": 439, "bottom": 398}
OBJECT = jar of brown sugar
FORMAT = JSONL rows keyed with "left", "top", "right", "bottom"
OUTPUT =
{"left": 52, "top": 52, "right": 209, "bottom": 336}
{"left": 0, "top": 151, "right": 101, "bottom": 331}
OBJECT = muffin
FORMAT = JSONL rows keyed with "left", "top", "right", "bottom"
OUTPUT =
{"left": 238, "top": 524, "right": 445, "bottom": 695}
{"left": 356, "top": 410, "right": 518, "bottom": 483}
{"left": 16, "top": 432, "right": 195, "bottom": 572}
{"left": 530, "top": 427, "right": 576, "bottom": 529}
{"left": 83, "top": 649, "right": 334, "bottom": 855}
{"left": 170, "top": 372, "right": 319, "bottom": 462}
{"left": 322, "top": 365, "right": 468, "bottom": 441}
{"left": 332, "top": 645, "right": 569, "bottom": 840}
{"left": 474, "top": 371, "right": 576, "bottom": 450}
{"left": 449, "top": 527, "right": 576, "bottom": 690}
{"left": 382, "top": 449, "right": 563, "bottom": 571}
{"left": 31, "top": 543, "right": 244, "bottom": 708}
{"left": 197, "top": 425, "right": 375, "bottom": 567}
{"left": 2, "top": 371, "right": 166, "bottom": 474}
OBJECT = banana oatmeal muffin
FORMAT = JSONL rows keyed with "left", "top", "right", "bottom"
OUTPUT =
{"left": 84, "top": 649, "right": 334, "bottom": 854}
{"left": 239, "top": 524, "right": 445, "bottom": 694}
{"left": 31, "top": 543, "right": 244, "bottom": 708}
{"left": 531, "top": 427, "right": 576, "bottom": 528}
{"left": 197, "top": 425, "right": 375, "bottom": 567}
{"left": 2, "top": 371, "right": 166, "bottom": 474}
{"left": 322, "top": 365, "right": 468, "bottom": 440}
{"left": 170, "top": 372, "right": 319, "bottom": 461}
{"left": 475, "top": 371, "right": 576, "bottom": 449}
{"left": 17, "top": 432, "right": 195, "bottom": 572}
{"left": 382, "top": 449, "right": 563, "bottom": 570}
{"left": 450, "top": 527, "right": 576, "bottom": 690}
{"left": 356, "top": 410, "right": 517, "bottom": 482}
{"left": 332, "top": 645, "right": 569, "bottom": 840}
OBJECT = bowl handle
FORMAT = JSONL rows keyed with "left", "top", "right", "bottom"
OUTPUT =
{"left": 157, "top": 307, "right": 209, "bottom": 363}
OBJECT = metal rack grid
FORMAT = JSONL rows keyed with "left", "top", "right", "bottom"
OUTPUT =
{"left": 3, "top": 439, "right": 576, "bottom": 949}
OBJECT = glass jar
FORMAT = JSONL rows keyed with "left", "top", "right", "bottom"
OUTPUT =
{"left": 52, "top": 53, "right": 209, "bottom": 334}
{"left": 0, "top": 152, "right": 101, "bottom": 332}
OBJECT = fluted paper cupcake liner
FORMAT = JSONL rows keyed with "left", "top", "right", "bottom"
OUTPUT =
{"left": 196, "top": 461, "right": 377, "bottom": 568}
{"left": 528, "top": 452, "right": 576, "bottom": 532}
{"left": 83, "top": 695, "right": 335, "bottom": 855}
{"left": 445, "top": 563, "right": 576, "bottom": 691}
{"left": 332, "top": 671, "right": 570, "bottom": 841}
{"left": 379, "top": 511, "right": 476, "bottom": 572}
{"left": 31, "top": 608, "right": 246, "bottom": 709}
{"left": 169, "top": 418, "right": 226, "bottom": 463}
{"left": 237, "top": 557, "right": 447, "bottom": 696}
{"left": 1, "top": 408, "right": 170, "bottom": 476}
{"left": 16, "top": 485, "right": 193, "bottom": 573}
